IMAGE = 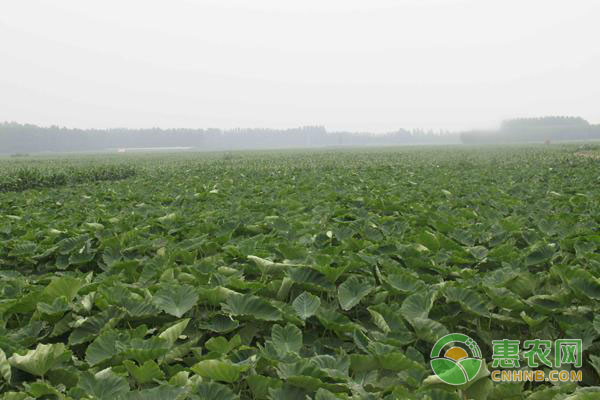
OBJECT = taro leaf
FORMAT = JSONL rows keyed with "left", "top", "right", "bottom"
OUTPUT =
{"left": 123, "top": 360, "right": 164, "bottom": 385}
{"left": 162, "top": 337, "right": 199, "bottom": 364}
{"left": 246, "top": 375, "right": 283, "bottom": 399}
{"left": 8, "top": 343, "right": 70, "bottom": 378}
{"left": 152, "top": 284, "right": 198, "bottom": 318}
{"left": 557, "top": 265, "right": 600, "bottom": 300}
{"left": 315, "top": 388, "right": 342, "bottom": 400}
{"left": 102, "top": 245, "right": 122, "bottom": 267}
{"left": 526, "top": 294, "right": 564, "bottom": 314}
{"left": 198, "top": 286, "right": 240, "bottom": 306}
{"left": 338, "top": 276, "right": 373, "bottom": 311}
{"left": 191, "top": 359, "right": 248, "bottom": 383}
{"left": 119, "top": 337, "right": 170, "bottom": 364}
{"left": 78, "top": 368, "right": 130, "bottom": 400}
{"left": 520, "top": 311, "right": 547, "bottom": 328}
{"left": 275, "top": 358, "right": 323, "bottom": 380}
{"left": 590, "top": 354, "right": 600, "bottom": 379}
{"left": 288, "top": 267, "right": 335, "bottom": 291}
{"left": 57, "top": 235, "right": 89, "bottom": 255}
{"left": 278, "top": 243, "right": 307, "bottom": 260}
{"left": 268, "top": 384, "right": 310, "bottom": 400}
{"left": 316, "top": 307, "right": 360, "bottom": 335}
{"left": 411, "top": 318, "right": 449, "bottom": 343}
{"left": 36, "top": 296, "right": 69, "bottom": 317}
{"left": 352, "top": 329, "right": 371, "bottom": 353}
{"left": 525, "top": 242, "right": 556, "bottom": 266}
{"left": 385, "top": 271, "right": 426, "bottom": 294}
{"left": 292, "top": 291, "right": 321, "bottom": 320}
{"left": 205, "top": 334, "right": 242, "bottom": 355}
{"left": 443, "top": 286, "right": 489, "bottom": 316}
{"left": 594, "top": 315, "right": 600, "bottom": 335}
{"left": 484, "top": 286, "right": 525, "bottom": 311}
{"left": 85, "top": 333, "right": 119, "bottom": 366}
{"left": 125, "top": 385, "right": 186, "bottom": 400}
{"left": 86, "top": 330, "right": 129, "bottom": 366}
{"left": 271, "top": 324, "right": 302, "bottom": 355}
{"left": 23, "top": 381, "right": 62, "bottom": 397}
{"left": 368, "top": 308, "right": 391, "bottom": 334}
{"left": 194, "top": 381, "right": 239, "bottom": 400}
{"left": 311, "top": 354, "right": 350, "bottom": 379}
{"left": 468, "top": 246, "right": 489, "bottom": 260}
{"left": 158, "top": 318, "right": 190, "bottom": 347}
{"left": 463, "top": 375, "right": 493, "bottom": 400}
{"left": 198, "top": 314, "right": 240, "bottom": 333}
{"left": 247, "top": 255, "right": 291, "bottom": 275}
{"left": 400, "top": 290, "right": 436, "bottom": 322}
{"left": 222, "top": 293, "right": 282, "bottom": 321}
{"left": 416, "top": 230, "right": 440, "bottom": 252}
{"left": 168, "top": 371, "right": 189, "bottom": 386}
{"left": 0, "top": 348, "right": 11, "bottom": 383}
{"left": 286, "top": 375, "right": 347, "bottom": 394}
{"left": 42, "top": 276, "right": 83, "bottom": 303}
{"left": 47, "top": 367, "right": 79, "bottom": 388}
{"left": 69, "top": 307, "right": 123, "bottom": 345}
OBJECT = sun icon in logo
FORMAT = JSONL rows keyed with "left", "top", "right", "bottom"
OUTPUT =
{"left": 430, "top": 333, "right": 483, "bottom": 385}
{"left": 444, "top": 346, "right": 469, "bottom": 361}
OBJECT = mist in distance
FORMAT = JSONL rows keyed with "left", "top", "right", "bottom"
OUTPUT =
{"left": 1, "top": 0, "right": 600, "bottom": 152}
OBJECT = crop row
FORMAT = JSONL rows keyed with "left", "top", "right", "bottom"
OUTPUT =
{"left": 0, "top": 165, "right": 137, "bottom": 193}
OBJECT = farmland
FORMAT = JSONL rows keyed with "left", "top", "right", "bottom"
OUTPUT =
{"left": 1, "top": 144, "right": 600, "bottom": 399}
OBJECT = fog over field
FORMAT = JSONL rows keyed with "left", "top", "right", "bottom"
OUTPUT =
{"left": 1, "top": 0, "right": 600, "bottom": 137}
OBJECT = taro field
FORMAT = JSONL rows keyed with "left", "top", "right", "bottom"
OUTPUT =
{"left": 1, "top": 145, "right": 600, "bottom": 399}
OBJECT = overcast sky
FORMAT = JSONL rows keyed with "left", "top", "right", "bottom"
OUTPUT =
{"left": 1, "top": 0, "right": 599, "bottom": 132}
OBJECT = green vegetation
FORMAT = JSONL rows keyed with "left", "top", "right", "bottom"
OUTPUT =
{"left": 0, "top": 163, "right": 137, "bottom": 193}
{"left": 1, "top": 145, "right": 600, "bottom": 399}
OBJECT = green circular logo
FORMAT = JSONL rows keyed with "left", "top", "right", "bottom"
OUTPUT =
{"left": 430, "top": 333, "right": 483, "bottom": 385}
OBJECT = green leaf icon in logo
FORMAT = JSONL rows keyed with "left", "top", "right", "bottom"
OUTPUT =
{"left": 430, "top": 333, "right": 483, "bottom": 385}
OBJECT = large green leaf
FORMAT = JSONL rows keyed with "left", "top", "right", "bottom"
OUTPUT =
{"left": 288, "top": 267, "right": 335, "bottom": 291}
{"left": 292, "top": 291, "right": 321, "bottom": 320}
{"left": 191, "top": 359, "right": 248, "bottom": 383}
{"left": 557, "top": 265, "right": 600, "bottom": 300}
{"left": 337, "top": 276, "right": 373, "bottom": 311}
{"left": 78, "top": 368, "right": 130, "bottom": 400}
{"left": 69, "top": 307, "right": 123, "bottom": 345}
{"left": 443, "top": 286, "right": 489, "bottom": 316}
{"left": 119, "top": 337, "right": 170, "bottom": 364}
{"left": 123, "top": 360, "right": 164, "bottom": 385}
{"left": 222, "top": 293, "right": 282, "bottom": 321}
{"left": 8, "top": 343, "right": 71, "bottom": 378}
{"left": 42, "top": 276, "right": 83, "bottom": 302}
{"left": 158, "top": 318, "right": 190, "bottom": 347}
{"left": 525, "top": 242, "right": 556, "bottom": 266}
{"left": 0, "top": 349, "right": 11, "bottom": 383}
{"left": 400, "top": 290, "right": 436, "bottom": 322}
{"left": 205, "top": 334, "right": 242, "bottom": 355}
{"left": 194, "top": 381, "right": 239, "bottom": 399}
{"left": 152, "top": 284, "right": 199, "bottom": 318}
{"left": 85, "top": 330, "right": 124, "bottom": 366}
{"left": 270, "top": 323, "right": 303, "bottom": 355}
{"left": 125, "top": 385, "right": 186, "bottom": 400}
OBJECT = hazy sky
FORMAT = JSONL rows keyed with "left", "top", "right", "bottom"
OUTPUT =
{"left": 1, "top": 0, "right": 599, "bottom": 132}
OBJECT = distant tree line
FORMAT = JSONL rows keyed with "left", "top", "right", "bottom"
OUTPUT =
{"left": 460, "top": 116, "right": 600, "bottom": 144}
{"left": 0, "top": 123, "right": 460, "bottom": 154}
